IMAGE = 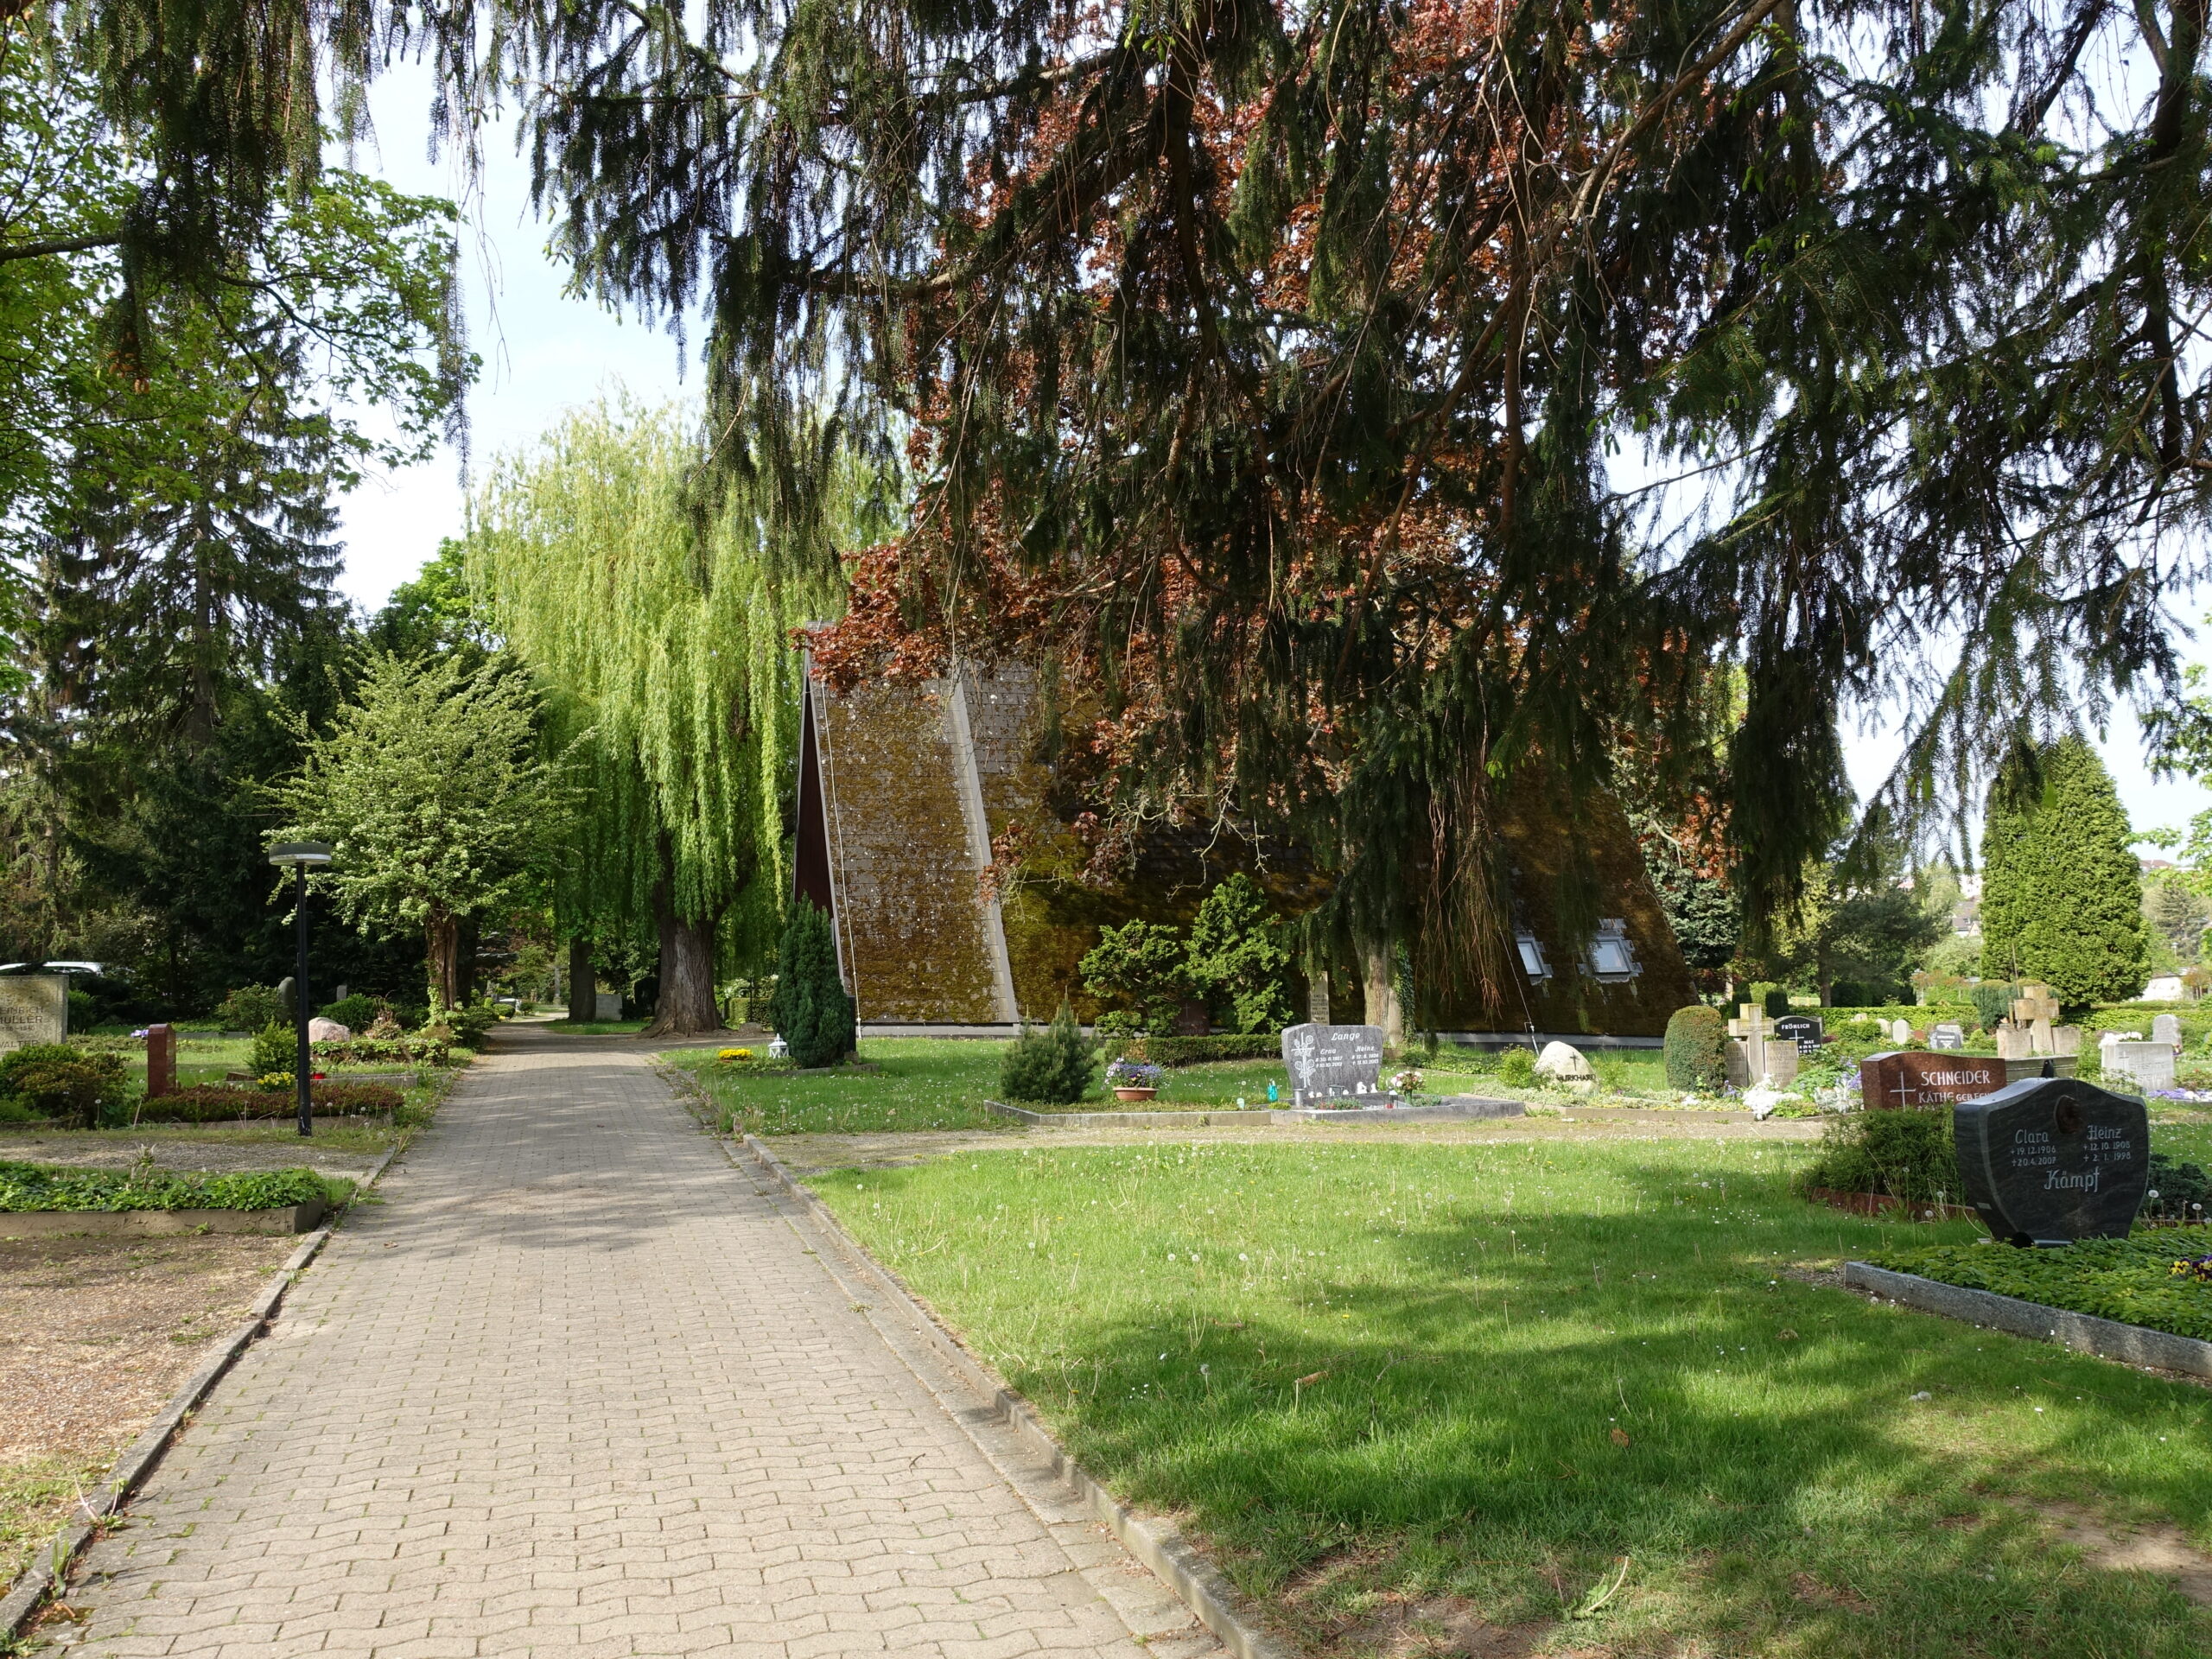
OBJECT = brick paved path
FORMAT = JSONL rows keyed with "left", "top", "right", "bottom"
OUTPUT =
{"left": 47, "top": 1036, "right": 1206, "bottom": 1659}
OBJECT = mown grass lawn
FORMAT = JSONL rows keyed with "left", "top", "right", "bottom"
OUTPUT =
{"left": 666, "top": 1038, "right": 1014, "bottom": 1133}
{"left": 814, "top": 1138, "right": 2212, "bottom": 1657}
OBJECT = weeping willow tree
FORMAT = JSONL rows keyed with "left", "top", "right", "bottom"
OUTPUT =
{"left": 467, "top": 400, "right": 869, "bottom": 1034}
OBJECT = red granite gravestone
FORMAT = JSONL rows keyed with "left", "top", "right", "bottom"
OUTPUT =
{"left": 1858, "top": 1050, "right": 2005, "bottom": 1110}
{"left": 144, "top": 1023, "right": 175, "bottom": 1101}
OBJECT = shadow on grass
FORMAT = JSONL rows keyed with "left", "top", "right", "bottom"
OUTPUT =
{"left": 840, "top": 1150, "right": 2212, "bottom": 1656}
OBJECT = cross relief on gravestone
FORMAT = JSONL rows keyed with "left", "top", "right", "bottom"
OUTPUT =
{"left": 1929, "top": 1022, "right": 1966, "bottom": 1051}
{"left": 1858, "top": 1051, "right": 2006, "bottom": 1110}
{"left": 1772, "top": 1014, "right": 1825, "bottom": 1058}
{"left": 1280, "top": 1023, "right": 1387, "bottom": 1106}
{"left": 1953, "top": 1077, "right": 2149, "bottom": 1245}
{"left": 0, "top": 975, "right": 67, "bottom": 1054}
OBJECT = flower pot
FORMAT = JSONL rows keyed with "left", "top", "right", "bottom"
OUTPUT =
{"left": 1113, "top": 1086, "right": 1158, "bottom": 1102}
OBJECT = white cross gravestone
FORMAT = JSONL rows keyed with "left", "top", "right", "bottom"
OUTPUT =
{"left": 0, "top": 975, "right": 67, "bottom": 1053}
{"left": 2153, "top": 1013, "right": 2183, "bottom": 1049}
{"left": 1281, "top": 1023, "right": 1387, "bottom": 1106}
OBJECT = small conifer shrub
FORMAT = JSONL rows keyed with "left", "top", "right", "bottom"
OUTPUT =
{"left": 1664, "top": 1005, "right": 1729, "bottom": 1091}
{"left": 771, "top": 899, "right": 856, "bottom": 1069}
{"left": 999, "top": 1006, "right": 1096, "bottom": 1105}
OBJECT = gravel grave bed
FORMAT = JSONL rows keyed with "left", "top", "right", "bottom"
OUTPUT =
{"left": 0, "top": 1233, "right": 295, "bottom": 1587}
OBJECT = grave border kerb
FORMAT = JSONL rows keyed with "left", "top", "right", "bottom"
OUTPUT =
{"left": 738, "top": 1129, "right": 1298, "bottom": 1659}
{"left": 1840, "top": 1259, "right": 2212, "bottom": 1382}
{"left": 0, "top": 1140, "right": 402, "bottom": 1639}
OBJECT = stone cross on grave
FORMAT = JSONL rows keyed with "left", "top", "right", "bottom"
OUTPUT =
{"left": 1727, "top": 1004, "right": 1775, "bottom": 1084}
{"left": 2012, "top": 982, "right": 2063, "bottom": 1055}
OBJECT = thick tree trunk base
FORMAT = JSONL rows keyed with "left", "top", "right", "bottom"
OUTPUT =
{"left": 1360, "top": 941, "right": 1405, "bottom": 1050}
{"left": 567, "top": 938, "right": 596, "bottom": 1025}
{"left": 644, "top": 906, "right": 723, "bottom": 1037}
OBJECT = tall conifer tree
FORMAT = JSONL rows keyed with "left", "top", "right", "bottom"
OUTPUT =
{"left": 1980, "top": 737, "right": 2150, "bottom": 1006}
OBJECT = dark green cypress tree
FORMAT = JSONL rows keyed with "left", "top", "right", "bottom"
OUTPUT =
{"left": 1979, "top": 737, "right": 2149, "bottom": 1006}
{"left": 770, "top": 899, "right": 855, "bottom": 1069}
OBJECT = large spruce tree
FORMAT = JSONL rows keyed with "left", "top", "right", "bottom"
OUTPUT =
{"left": 1980, "top": 738, "right": 2150, "bottom": 1007}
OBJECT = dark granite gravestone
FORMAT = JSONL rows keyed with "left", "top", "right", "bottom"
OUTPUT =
{"left": 1858, "top": 1051, "right": 2005, "bottom": 1109}
{"left": 1281, "top": 1023, "right": 1387, "bottom": 1106}
{"left": 1773, "top": 1014, "right": 1824, "bottom": 1058}
{"left": 1929, "top": 1022, "right": 1966, "bottom": 1051}
{"left": 1952, "top": 1076, "right": 2150, "bottom": 1246}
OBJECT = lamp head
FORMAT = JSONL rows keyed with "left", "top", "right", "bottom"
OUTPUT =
{"left": 267, "top": 841, "right": 334, "bottom": 869}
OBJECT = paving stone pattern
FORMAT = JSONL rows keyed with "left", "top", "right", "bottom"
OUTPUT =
{"left": 46, "top": 1035, "right": 1206, "bottom": 1659}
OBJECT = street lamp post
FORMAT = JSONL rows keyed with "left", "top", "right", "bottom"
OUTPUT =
{"left": 266, "top": 843, "right": 333, "bottom": 1136}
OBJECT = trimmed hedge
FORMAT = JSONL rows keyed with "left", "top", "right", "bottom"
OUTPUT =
{"left": 1663, "top": 1006, "right": 1728, "bottom": 1091}
{"left": 1867, "top": 1236, "right": 2212, "bottom": 1343}
{"left": 137, "top": 1082, "right": 404, "bottom": 1122}
{"left": 1102, "top": 1034, "right": 1282, "bottom": 1066}
{"left": 0, "top": 1160, "right": 330, "bottom": 1213}
{"left": 1819, "top": 1002, "right": 1979, "bottom": 1033}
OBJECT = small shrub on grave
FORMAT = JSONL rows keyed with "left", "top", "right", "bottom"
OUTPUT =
{"left": 2145, "top": 1152, "right": 2212, "bottom": 1223}
{"left": 1663, "top": 1006, "right": 1729, "bottom": 1091}
{"left": 1078, "top": 920, "right": 1191, "bottom": 1037}
{"left": 319, "top": 993, "right": 378, "bottom": 1031}
{"left": 1000, "top": 1006, "right": 1096, "bottom": 1104}
{"left": 0, "top": 1044, "right": 130, "bottom": 1129}
{"left": 772, "top": 898, "right": 856, "bottom": 1069}
{"left": 1183, "top": 874, "right": 1292, "bottom": 1033}
{"left": 1796, "top": 1108, "right": 1961, "bottom": 1205}
{"left": 217, "top": 984, "right": 288, "bottom": 1033}
{"left": 1969, "top": 982, "right": 2016, "bottom": 1032}
{"left": 1496, "top": 1046, "right": 1536, "bottom": 1088}
{"left": 251, "top": 1020, "right": 296, "bottom": 1080}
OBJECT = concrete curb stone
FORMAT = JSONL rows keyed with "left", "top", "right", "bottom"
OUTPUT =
{"left": 1842, "top": 1259, "right": 2212, "bottom": 1380}
{"left": 740, "top": 1130, "right": 1298, "bottom": 1659}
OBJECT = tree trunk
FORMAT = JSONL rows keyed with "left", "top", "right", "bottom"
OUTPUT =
{"left": 426, "top": 906, "right": 461, "bottom": 1013}
{"left": 1359, "top": 938, "right": 1405, "bottom": 1050}
{"left": 645, "top": 883, "right": 724, "bottom": 1037}
{"left": 457, "top": 913, "right": 480, "bottom": 1005}
{"left": 567, "top": 937, "right": 596, "bottom": 1024}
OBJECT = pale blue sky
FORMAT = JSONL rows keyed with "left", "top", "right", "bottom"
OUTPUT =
{"left": 329, "top": 66, "right": 2212, "bottom": 851}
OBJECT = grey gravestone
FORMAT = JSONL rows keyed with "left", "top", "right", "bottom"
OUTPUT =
{"left": 2153, "top": 1013, "right": 2183, "bottom": 1048}
{"left": 2105, "top": 1039, "right": 2177, "bottom": 1094}
{"left": 1772, "top": 1014, "right": 1825, "bottom": 1057}
{"left": 1929, "top": 1022, "right": 1966, "bottom": 1051}
{"left": 0, "top": 975, "right": 67, "bottom": 1053}
{"left": 1953, "top": 1076, "right": 2150, "bottom": 1246}
{"left": 594, "top": 990, "right": 622, "bottom": 1021}
{"left": 1281, "top": 1022, "right": 1386, "bottom": 1105}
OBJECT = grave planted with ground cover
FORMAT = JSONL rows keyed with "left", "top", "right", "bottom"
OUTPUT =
{"left": 812, "top": 1139, "right": 2212, "bottom": 1656}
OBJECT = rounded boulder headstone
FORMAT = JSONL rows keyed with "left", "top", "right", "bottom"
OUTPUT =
{"left": 1535, "top": 1040, "right": 1594, "bottom": 1081}
{"left": 307, "top": 1018, "right": 352, "bottom": 1043}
